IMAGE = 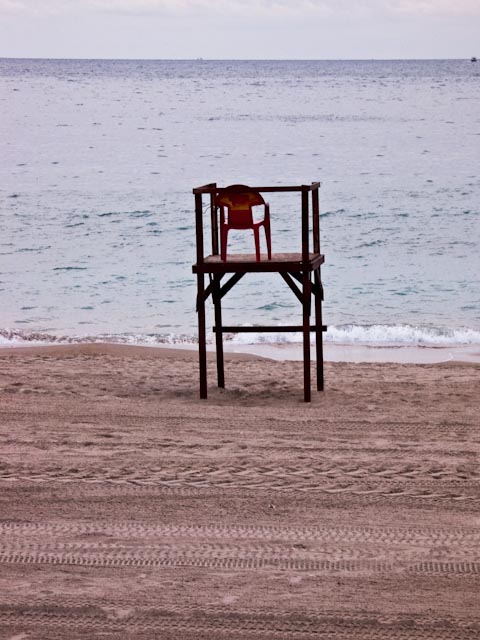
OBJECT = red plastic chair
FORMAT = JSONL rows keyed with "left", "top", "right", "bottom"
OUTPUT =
{"left": 216, "top": 185, "right": 272, "bottom": 262}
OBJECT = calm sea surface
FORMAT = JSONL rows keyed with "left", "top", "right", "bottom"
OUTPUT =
{"left": 1, "top": 59, "right": 479, "bottom": 347}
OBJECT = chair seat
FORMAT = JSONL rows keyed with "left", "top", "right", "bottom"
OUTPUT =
{"left": 217, "top": 184, "right": 272, "bottom": 262}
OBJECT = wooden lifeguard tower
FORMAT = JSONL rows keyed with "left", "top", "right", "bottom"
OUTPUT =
{"left": 192, "top": 182, "right": 326, "bottom": 402}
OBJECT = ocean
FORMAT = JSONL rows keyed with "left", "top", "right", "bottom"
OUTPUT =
{"left": 1, "top": 58, "right": 479, "bottom": 350}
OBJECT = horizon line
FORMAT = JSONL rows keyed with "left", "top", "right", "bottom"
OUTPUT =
{"left": 0, "top": 56, "right": 474, "bottom": 62}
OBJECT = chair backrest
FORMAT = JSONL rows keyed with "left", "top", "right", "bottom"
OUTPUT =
{"left": 216, "top": 184, "right": 265, "bottom": 228}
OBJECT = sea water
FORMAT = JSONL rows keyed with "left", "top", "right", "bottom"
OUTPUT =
{"left": 1, "top": 59, "right": 479, "bottom": 349}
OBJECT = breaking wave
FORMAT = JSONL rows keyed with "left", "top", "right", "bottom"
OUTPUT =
{"left": 229, "top": 324, "right": 480, "bottom": 346}
{"left": 1, "top": 324, "right": 479, "bottom": 349}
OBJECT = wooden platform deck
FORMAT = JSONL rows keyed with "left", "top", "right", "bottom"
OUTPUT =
{"left": 193, "top": 252, "right": 325, "bottom": 274}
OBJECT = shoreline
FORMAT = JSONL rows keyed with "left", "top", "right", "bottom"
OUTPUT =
{"left": 224, "top": 341, "right": 480, "bottom": 364}
{"left": 1, "top": 339, "right": 479, "bottom": 364}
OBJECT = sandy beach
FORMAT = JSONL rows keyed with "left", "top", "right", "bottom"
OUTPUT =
{"left": 0, "top": 343, "right": 479, "bottom": 639}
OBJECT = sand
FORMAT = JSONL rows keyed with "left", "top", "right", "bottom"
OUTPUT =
{"left": 0, "top": 343, "right": 479, "bottom": 639}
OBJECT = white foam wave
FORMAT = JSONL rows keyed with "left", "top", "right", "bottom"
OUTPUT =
{"left": 0, "top": 330, "right": 65, "bottom": 347}
{"left": 326, "top": 324, "right": 480, "bottom": 346}
{"left": 228, "top": 324, "right": 480, "bottom": 347}
{"left": 1, "top": 324, "right": 479, "bottom": 349}
{"left": 0, "top": 329, "right": 197, "bottom": 348}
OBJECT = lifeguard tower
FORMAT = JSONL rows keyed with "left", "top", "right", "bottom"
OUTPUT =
{"left": 192, "top": 182, "right": 326, "bottom": 402}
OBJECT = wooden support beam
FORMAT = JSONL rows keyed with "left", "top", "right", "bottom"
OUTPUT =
{"left": 302, "top": 270, "right": 311, "bottom": 402}
{"left": 312, "top": 184, "right": 320, "bottom": 254}
{"left": 195, "top": 192, "right": 208, "bottom": 399}
{"left": 314, "top": 268, "right": 324, "bottom": 391}
{"left": 193, "top": 183, "right": 217, "bottom": 194}
{"left": 201, "top": 278, "right": 216, "bottom": 306}
{"left": 301, "top": 189, "right": 309, "bottom": 266}
{"left": 200, "top": 273, "right": 245, "bottom": 306}
{"left": 210, "top": 187, "right": 219, "bottom": 255}
{"left": 197, "top": 273, "right": 207, "bottom": 400}
{"left": 290, "top": 269, "right": 322, "bottom": 299}
{"left": 212, "top": 274, "right": 225, "bottom": 388}
{"left": 213, "top": 325, "right": 327, "bottom": 333}
{"left": 288, "top": 272, "right": 302, "bottom": 285}
{"left": 311, "top": 277, "right": 323, "bottom": 299}
{"left": 219, "top": 273, "right": 245, "bottom": 299}
{"left": 193, "top": 184, "right": 321, "bottom": 195}
{"left": 280, "top": 272, "right": 303, "bottom": 305}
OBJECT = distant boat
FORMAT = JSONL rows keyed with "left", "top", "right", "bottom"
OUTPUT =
{"left": 471, "top": 56, "right": 477, "bottom": 62}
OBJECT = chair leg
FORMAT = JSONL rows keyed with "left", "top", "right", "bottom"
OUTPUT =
{"left": 264, "top": 221, "right": 272, "bottom": 260}
{"left": 253, "top": 227, "right": 261, "bottom": 262}
{"left": 221, "top": 226, "right": 228, "bottom": 261}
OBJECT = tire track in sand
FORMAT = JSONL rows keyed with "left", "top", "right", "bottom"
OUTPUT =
{"left": 1, "top": 519, "right": 479, "bottom": 575}
{"left": 1, "top": 458, "right": 478, "bottom": 503}
{"left": 0, "top": 605, "right": 479, "bottom": 639}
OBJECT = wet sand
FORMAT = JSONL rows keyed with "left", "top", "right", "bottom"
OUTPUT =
{"left": 0, "top": 344, "right": 479, "bottom": 639}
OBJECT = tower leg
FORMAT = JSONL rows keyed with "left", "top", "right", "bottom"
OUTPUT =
{"left": 197, "top": 273, "right": 208, "bottom": 399}
{"left": 314, "top": 268, "right": 324, "bottom": 391}
{"left": 213, "top": 275, "right": 225, "bottom": 388}
{"left": 302, "top": 271, "right": 311, "bottom": 402}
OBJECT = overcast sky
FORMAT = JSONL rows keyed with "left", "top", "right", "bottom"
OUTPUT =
{"left": 0, "top": 0, "right": 478, "bottom": 60}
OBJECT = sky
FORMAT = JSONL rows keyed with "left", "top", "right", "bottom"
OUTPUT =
{"left": 0, "top": 0, "right": 479, "bottom": 60}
